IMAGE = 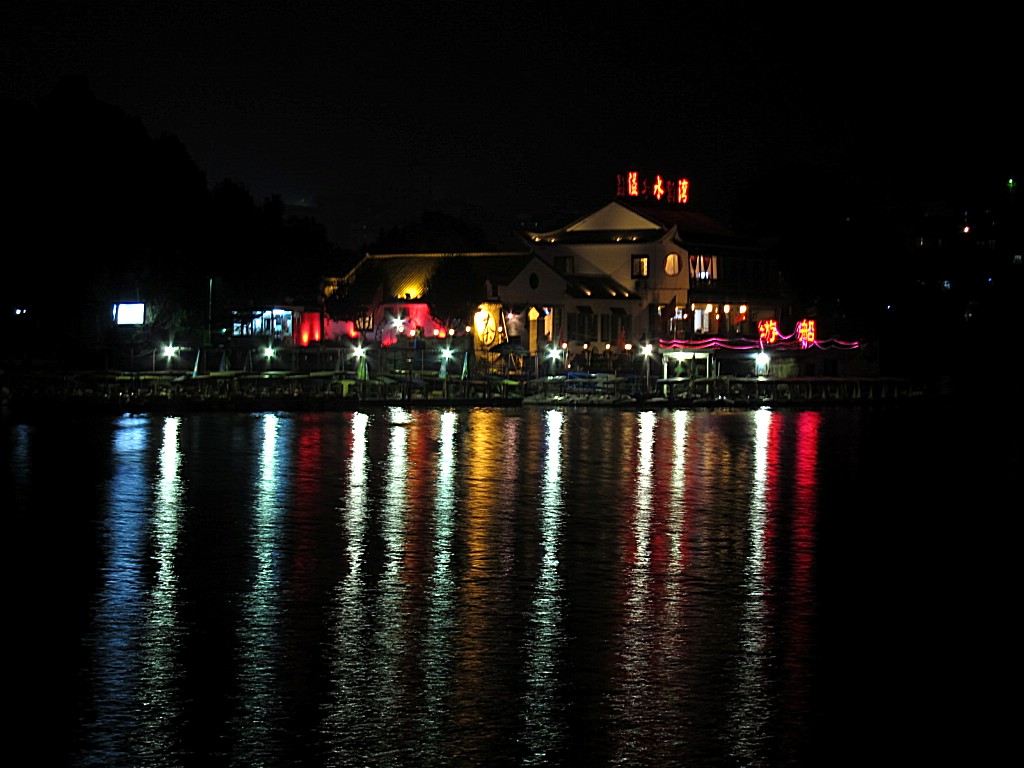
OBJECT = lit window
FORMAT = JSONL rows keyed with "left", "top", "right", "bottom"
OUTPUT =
{"left": 689, "top": 254, "right": 717, "bottom": 283}
{"left": 631, "top": 255, "right": 648, "bottom": 279}
{"left": 664, "top": 252, "right": 680, "bottom": 276}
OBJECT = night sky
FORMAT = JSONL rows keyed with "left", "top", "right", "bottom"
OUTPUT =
{"left": 4, "top": 2, "right": 1016, "bottom": 245}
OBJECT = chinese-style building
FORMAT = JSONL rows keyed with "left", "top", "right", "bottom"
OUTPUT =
{"left": 316, "top": 171, "right": 781, "bottom": 350}
{"left": 518, "top": 197, "right": 782, "bottom": 346}
{"left": 234, "top": 170, "right": 870, "bottom": 380}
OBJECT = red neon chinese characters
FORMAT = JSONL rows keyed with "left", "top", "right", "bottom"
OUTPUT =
{"left": 796, "top": 319, "right": 816, "bottom": 348}
{"left": 677, "top": 178, "right": 689, "bottom": 203}
{"left": 617, "top": 172, "right": 690, "bottom": 204}
{"left": 759, "top": 319, "right": 779, "bottom": 344}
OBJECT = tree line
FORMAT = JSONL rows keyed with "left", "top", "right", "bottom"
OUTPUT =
{"left": 2, "top": 75, "right": 360, "bottom": 364}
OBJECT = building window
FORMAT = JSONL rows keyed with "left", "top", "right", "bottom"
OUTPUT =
{"left": 631, "top": 255, "right": 648, "bottom": 279}
{"left": 693, "top": 307, "right": 710, "bottom": 334}
{"left": 232, "top": 308, "right": 293, "bottom": 339}
{"left": 555, "top": 255, "right": 574, "bottom": 274}
{"left": 689, "top": 254, "right": 717, "bottom": 284}
{"left": 664, "top": 252, "right": 680, "bottom": 276}
{"left": 569, "top": 307, "right": 596, "bottom": 341}
{"left": 602, "top": 308, "right": 631, "bottom": 344}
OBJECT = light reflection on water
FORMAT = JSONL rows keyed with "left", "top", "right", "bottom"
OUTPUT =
{"left": 234, "top": 412, "right": 288, "bottom": 762}
{"left": 522, "top": 409, "right": 566, "bottom": 765}
{"left": 8, "top": 403, "right": 990, "bottom": 767}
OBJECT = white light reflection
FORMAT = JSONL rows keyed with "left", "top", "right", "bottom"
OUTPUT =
{"left": 522, "top": 408, "right": 567, "bottom": 763}
{"left": 234, "top": 413, "right": 288, "bottom": 758}
{"left": 324, "top": 410, "right": 374, "bottom": 756}
{"left": 153, "top": 417, "right": 183, "bottom": 599}
{"left": 137, "top": 417, "right": 185, "bottom": 756}
{"left": 345, "top": 411, "right": 369, "bottom": 585}
{"left": 383, "top": 407, "right": 410, "bottom": 581}
{"left": 87, "top": 416, "right": 153, "bottom": 759}
{"left": 432, "top": 411, "right": 457, "bottom": 576}
{"left": 422, "top": 409, "right": 459, "bottom": 758}
{"left": 374, "top": 407, "right": 410, "bottom": 750}
{"left": 609, "top": 409, "right": 661, "bottom": 766}
{"left": 327, "top": 407, "right": 411, "bottom": 756}
{"left": 748, "top": 409, "right": 772, "bottom": 585}
{"left": 631, "top": 410, "right": 657, "bottom": 582}
{"left": 730, "top": 408, "right": 774, "bottom": 757}
{"left": 667, "top": 410, "right": 690, "bottom": 574}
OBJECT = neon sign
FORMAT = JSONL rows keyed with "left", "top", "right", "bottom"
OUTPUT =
{"left": 759, "top": 319, "right": 818, "bottom": 348}
{"left": 617, "top": 171, "right": 690, "bottom": 204}
{"left": 795, "top": 319, "right": 816, "bottom": 348}
{"left": 759, "top": 319, "right": 779, "bottom": 345}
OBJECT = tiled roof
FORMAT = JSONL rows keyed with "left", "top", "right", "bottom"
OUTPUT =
{"left": 619, "top": 202, "right": 763, "bottom": 250}
{"left": 345, "top": 251, "right": 537, "bottom": 297}
{"left": 517, "top": 199, "right": 761, "bottom": 250}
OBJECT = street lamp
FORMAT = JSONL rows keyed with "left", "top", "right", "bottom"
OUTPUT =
{"left": 353, "top": 345, "right": 369, "bottom": 394}
{"left": 641, "top": 342, "right": 653, "bottom": 392}
{"left": 548, "top": 345, "right": 561, "bottom": 376}
{"left": 440, "top": 347, "right": 453, "bottom": 397}
{"left": 755, "top": 351, "right": 770, "bottom": 376}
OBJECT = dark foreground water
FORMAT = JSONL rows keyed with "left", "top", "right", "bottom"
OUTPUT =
{"left": 3, "top": 400, "right": 1016, "bottom": 767}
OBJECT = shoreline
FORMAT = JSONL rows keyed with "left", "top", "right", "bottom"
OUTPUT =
{"left": 3, "top": 382, "right": 937, "bottom": 422}
{"left": 2, "top": 367, "right": 951, "bottom": 421}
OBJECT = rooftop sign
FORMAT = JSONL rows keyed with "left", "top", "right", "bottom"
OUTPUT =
{"left": 616, "top": 171, "right": 690, "bottom": 204}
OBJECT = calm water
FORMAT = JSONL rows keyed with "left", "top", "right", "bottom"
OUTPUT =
{"left": 4, "top": 401, "right": 1014, "bottom": 767}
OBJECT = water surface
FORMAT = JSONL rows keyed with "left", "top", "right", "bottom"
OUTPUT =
{"left": 4, "top": 402, "right": 1011, "bottom": 766}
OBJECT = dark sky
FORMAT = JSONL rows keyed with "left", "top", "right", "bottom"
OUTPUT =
{"left": 4, "top": 1, "right": 1017, "bottom": 245}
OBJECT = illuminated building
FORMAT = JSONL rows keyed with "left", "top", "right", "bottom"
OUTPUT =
{"left": 319, "top": 249, "right": 641, "bottom": 361}
{"left": 323, "top": 174, "right": 782, "bottom": 362}
{"left": 518, "top": 196, "right": 783, "bottom": 346}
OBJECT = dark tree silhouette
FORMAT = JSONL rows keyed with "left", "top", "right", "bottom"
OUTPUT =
{"left": 425, "top": 256, "right": 478, "bottom": 329}
{"left": 1, "top": 76, "right": 357, "bottom": 367}
{"left": 322, "top": 260, "right": 385, "bottom": 325}
{"left": 370, "top": 210, "right": 495, "bottom": 252}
